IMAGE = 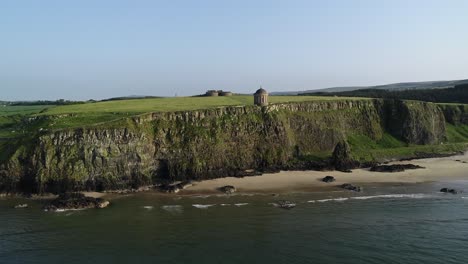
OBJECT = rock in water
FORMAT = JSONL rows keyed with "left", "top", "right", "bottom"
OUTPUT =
{"left": 322, "top": 176, "right": 336, "bottom": 183}
{"left": 370, "top": 164, "right": 424, "bottom": 172}
{"left": 43, "top": 193, "right": 110, "bottom": 212}
{"left": 273, "top": 200, "right": 296, "bottom": 209}
{"left": 219, "top": 185, "right": 236, "bottom": 194}
{"left": 97, "top": 200, "right": 110, "bottom": 208}
{"left": 340, "top": 183, "right": 362, "bottom": 192}
{"left": 440, "top": 188, "right": 460, "bottom": 194}
{"left": 332, "top": 141, "right": 358, "bottom": 172}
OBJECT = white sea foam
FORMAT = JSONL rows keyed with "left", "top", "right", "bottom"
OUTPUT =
{"left": 192, "top": 195, "right": 210, "bottom": 199}
{"left": 162, "top": 205, "right": 183, "bottom": 212}
{"left": 308, "top": 198, "right": 349, "bottom": 203}
{"left": 142, "top": 206, "right": 154, "bottom": 210}
{"left": 46, "top": 208, "right": 86, "bottom": 213}
{"left": 350, "top": 194, "right": 428, "bottom": 200}
{"left": 270, "top": 202, "right": 296, "bottom": 208}
{"left": 234, "top": 203, "right": 249, "bottom": 207}
{"left": 192, "top": 204, "right": 216, "bottom": 209}
{"left": 220, "top": 204, "right": 231, "bottom": 206}
{"left": 307, "top": 194, "right": 430, "bottom": 203}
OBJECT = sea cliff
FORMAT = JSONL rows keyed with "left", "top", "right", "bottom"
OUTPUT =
{"left": 0, "top": 99, "right": 463, "bottom": 193}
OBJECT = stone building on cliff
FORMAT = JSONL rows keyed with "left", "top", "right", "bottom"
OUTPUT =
{"left": 254, "top": 87, "right": 268, "bottom": 106}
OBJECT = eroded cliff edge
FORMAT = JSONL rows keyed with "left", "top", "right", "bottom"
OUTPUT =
{"left": 0, "top": 99, "right": 457, "bottom": 193}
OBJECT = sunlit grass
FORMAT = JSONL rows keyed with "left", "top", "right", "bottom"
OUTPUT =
{"left": 39, "top": 95, "right": 365, "bottom": 116}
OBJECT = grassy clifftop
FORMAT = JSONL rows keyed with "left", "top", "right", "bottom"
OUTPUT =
{"left": 0, "top": 95, "right": 364, "bottom": 137}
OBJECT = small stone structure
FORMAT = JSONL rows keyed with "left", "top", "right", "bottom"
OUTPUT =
{"left": 205, "top": 90, "right": 219, "bottom": 96}
{"left": 254, "top": 87, "right": 268, "bottom": 106}
{"left": 219, "top": 91, "right": 233, "bottom": 96}
{"left": 205, "top": 90, "right": 233, "bottom": 97}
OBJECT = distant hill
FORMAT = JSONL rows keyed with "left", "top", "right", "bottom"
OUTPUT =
{"left": 271, "top": 79, "right": 468, "bottom": 95}
{"left": 100, "top": 95, "right": 162, "bottom": 102}
{"left": 302, "top": 83, "right": 468, "bottom": 104}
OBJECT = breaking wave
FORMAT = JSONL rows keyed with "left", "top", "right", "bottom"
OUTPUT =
{"left": 307, "top": 194, "right": 431, "bottom": 203}
{"left": 350, "top": 194, "right": 428, "bottom": 200}
{"left": 162, "top": 205, "right": 183, "bottom": 212}
{"left": 192, "top": 204, "right": 216, "bottom": 209}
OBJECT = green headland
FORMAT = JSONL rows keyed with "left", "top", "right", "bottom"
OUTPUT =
{"left": 1, "top": 94, "right": 467, "bottom": 193}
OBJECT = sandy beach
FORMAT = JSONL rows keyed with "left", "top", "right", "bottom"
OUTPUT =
{"left": 181, "top": 152, "right": 468, "bottom": 194}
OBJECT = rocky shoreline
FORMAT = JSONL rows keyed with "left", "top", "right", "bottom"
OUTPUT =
{"left": 0, "top": 151, "right": 466, "bottom": 206}
{"left": 43, "top": 193, "right": 110, "bottom": 212}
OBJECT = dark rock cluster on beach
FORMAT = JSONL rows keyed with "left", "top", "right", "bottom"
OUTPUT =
{"left": 370, "top": 164, "right": 424, "bottom": 173}
{"left": 219, "top": 185, "right": 236, "bottom": 194}
{"left": 322, "top": 176, "right": 336, "bottom": 183}
{"left": 43, "top": 193, "right": 110, "bottom": 212}
{"left": 159, "top": 181, "right": 193, "bottom": 193}
{"left": 340, "top": 183, "right": 362, "bottom": 192}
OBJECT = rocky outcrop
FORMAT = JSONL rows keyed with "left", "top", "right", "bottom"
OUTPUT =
{"left": 340, "top": 183, "right": 362, "bottom": 192}
{"left": 0, "top": 99, "right": 450, "bottom": 193}
{"left": 332, "top": 141, "right": 358, "bottom": 172}
{"left": 322, "top": 176, "right": 336, "bottom": 183}
{"left": 440, "top": 104, "right": 468, "bottom": 125}
{"left": 440, "top": 188, "right": 461, "bottom": 194}
{"left": 380, "top": 100, "right": 446, "bottom": 144}
{"left": 219, "top": 185, "right": 236, "bottom": 194}
{"left": 43, "top": 192, "right": 110, "bottom": 211}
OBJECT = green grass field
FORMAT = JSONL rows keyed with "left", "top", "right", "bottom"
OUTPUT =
{"left": 39, "top": 95, "right": 364, "bottom": 116}
{"left": 0, "top": 95, "right": 365, "bottom": 137}
{"left": 0, "top": 105, "right": 53, "bottom": 117}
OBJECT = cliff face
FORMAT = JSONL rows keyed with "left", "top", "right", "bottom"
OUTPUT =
{"left": 380, "top": 100, "right": 447, "bottom": 144}
{"left": 440, "top": 104, "right": 468, "bottom": 125}
{"left": 0, "top": 99, "right": 447, "bottom": 193}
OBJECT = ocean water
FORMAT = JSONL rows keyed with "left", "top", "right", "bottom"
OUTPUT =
{"left": 1, "top": 182, "right": 468, "bottom": 264}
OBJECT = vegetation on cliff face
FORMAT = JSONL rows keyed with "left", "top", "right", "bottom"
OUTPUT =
{"left": 0, "top": 97, "right": 467, "bottom": 193}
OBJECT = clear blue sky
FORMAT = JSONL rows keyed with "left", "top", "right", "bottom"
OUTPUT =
{"left": 1, "top": 0, "right": 467, "bottom": 100}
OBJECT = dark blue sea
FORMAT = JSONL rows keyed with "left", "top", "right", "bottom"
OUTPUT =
{"left": 1, "top": 181, "right": 468, "bottom": 264}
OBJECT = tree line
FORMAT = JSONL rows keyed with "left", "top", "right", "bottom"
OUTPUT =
{"left": 302, "top": 84, "right": 468, "bottom": 104}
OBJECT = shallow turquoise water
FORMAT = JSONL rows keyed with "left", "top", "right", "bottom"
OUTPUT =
{"left": 1, "top": 182, "right": 468, "bottom": 264}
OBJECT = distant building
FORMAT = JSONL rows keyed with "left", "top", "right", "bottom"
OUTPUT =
{"left": 205, "top": 90, "right": 219, "bottom": 96}
{"left": 219, "top": 91, "right": 233, "bottom": 96}
{"left": 254, "top": 87, "right": 268, "bottom": 106}
{"left": 205, "top": 90, "right": 233, "bottom": 96}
